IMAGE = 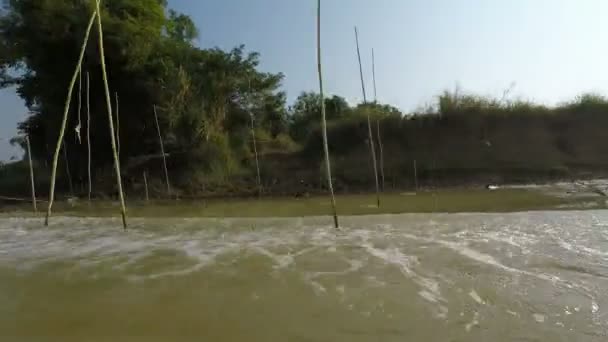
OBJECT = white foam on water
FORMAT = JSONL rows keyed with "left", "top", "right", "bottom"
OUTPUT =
{"left": 469, "top": 290, "right": 485, "bottom": 305}
{"left": 419, "top": 290, "right": 439, "bottom": 303}
{"left": 507, "top": 310, "right": 519, "bottom": 317}
{"left": 465, "top": 312, "right": 480, "bottom": 332}
{"left": 399, "top": 228, "right": 602, "bottom": 307}
{"left": 252, "top": 246, "right": 295, "bottom": 270}
{"left": 365, "top": 275, "right": 386, "bottom": 288}
{"left": 336, "top": 285, "right": 345, "bottom": 295}
{"left": 592, "top": 301, "right": 599, "bottom": 314}
{"left": 1, "top": 212, "right": 606, "bottom": 335}
{"left": 533, "top": 313, "right": 546, "bottom": 323}
{"left": 360, "top": 241, "right": 448, "bottom": 319}
{"left": 302, "top": 256, "right": 364, "bottom": 296}
{"left": 431, "top": 238, "right": 571, "bottom": 285}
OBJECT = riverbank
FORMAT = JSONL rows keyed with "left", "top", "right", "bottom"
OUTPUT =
{"left": 1, "top": 187, "right": 603, "bottom": 219}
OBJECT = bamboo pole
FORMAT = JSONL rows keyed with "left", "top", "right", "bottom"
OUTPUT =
{"left": 153, "top": 105, "right": 171, "bottom": 197}
{"left": 143, "top": 170, "right": 149, "bottom": 202}
{"left": 250, "top": 114, "right": 262, "bottom": 198}
{"left": 26, "top": 135, "right": 37, "bottom": 213}
{"left": 414, "top": 159, "right": 418, "bottom": 192}
{"left": 354, "top": 27, "right": 381, "bottom": 208}
{"left": 372, "top": 48, "right": 385, "bottom": 191}
{"left": 115, "top": 92, "right": 120, "bottom": 159}
{"left": 318, "top": 0, "right": 339, "bottom": 228}
{"left": 372, "top": 49, "right": 377, "bottom": 101}
{"left": 96, "top": 0, "right": 127, "bottom": 229}
{"left": 63, "top": 140, "right": 74, "bottom": 196}
{"left": 77, "top": 69, "right": 82, "bottom": 144}
{"left": 44, "top": 2, "right": 99, "bottom": 225}
{"left": 86, "top": 71, "right": 92, "bottom": 202}
{"left": 43, "top": 6, "right": 97, "bottom": 226}
{"left": 248, "top": 79, "right": 262, "bottom": 198}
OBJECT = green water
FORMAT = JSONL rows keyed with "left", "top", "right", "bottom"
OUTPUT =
{"left": 1, "top": 212, "right": 607, "bottom": 341}
{"left": 2, "top": 189, "right": 596, "bottom": 219}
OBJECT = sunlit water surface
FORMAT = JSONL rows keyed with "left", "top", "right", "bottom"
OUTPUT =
{"left": 1, "top": 211, "right": 607, "bottom": 341}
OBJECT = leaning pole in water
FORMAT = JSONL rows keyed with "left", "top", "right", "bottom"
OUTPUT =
{"left": 317, "top": 0, "right": 339, "bottom": 228}
{"left": 153, "top": 105, "right": 171, "bottom": 198}
{"left": 96, "top": 0, "right": 128, "bottom": 229}
{"left": 371, "top": 48, "right": 386, "bottom": 191}
{"left": 45, "top": 4, "right": 98, "bottom": 226}
{"left": 86, "top": 71, "right": 92, "bottom": 202}
{"left": 250, "top": 113, "right": 262, "bottom": 198}
{"left": 115, "top": 92, "right": 120, "bottom": 159}
{"left": 26, "top": 135, "right": 37, "bottom": 213}
{"left": 354, "top": 27, "right": 381, "bottom": 208}
{"left": 248, "top": 79, "right": 262, "bottom": 198}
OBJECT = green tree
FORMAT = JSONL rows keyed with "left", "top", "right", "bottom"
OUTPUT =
{"left": 289, "top": 92, "right": 350, "bottom": 142}
{"left": 0, "top": 0, "right": 287, "bottom": 193}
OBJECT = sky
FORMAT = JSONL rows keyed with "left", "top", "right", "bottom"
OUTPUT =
{"left": 2, "top": 0, "right": 608, "bottom": 160}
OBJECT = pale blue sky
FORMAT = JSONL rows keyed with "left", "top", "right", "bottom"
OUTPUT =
{"left": 2, "top": 0, "right": 608, "bottom": 160}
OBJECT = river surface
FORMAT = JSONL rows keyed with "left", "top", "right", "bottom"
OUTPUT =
{"left": 1, "top": 211, "right": 607, "bottom": 341}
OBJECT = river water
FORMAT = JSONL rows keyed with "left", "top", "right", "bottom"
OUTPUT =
{"left": 0, "top": 211, "right": 607, "bottom": 341}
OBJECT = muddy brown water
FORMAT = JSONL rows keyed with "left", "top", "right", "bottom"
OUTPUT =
{"left": 0, "top": 211, "right": 607, "bottom": 341}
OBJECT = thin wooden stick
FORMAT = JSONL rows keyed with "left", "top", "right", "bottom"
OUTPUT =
{"left": 77, "top": 69, "right": 82, "bottom": 144}
{"left": 45, "top": 5, "right": 97, "bottom": 226}
{"left": 372, "top": 48, "right": 385, "bottom": 191}
{"left": 26, "top": 135, "right": 37, "bottom": 213}
{"left": 318, "top": 0, "right": 339, "bottom": 228}
{"left": 355, "top": 26, "right": 381, "bottom": 208}
{"left": 372, "top": 48, "right": 377, "bottom": 101}
{"left": 414, "top": 159, "right": 419, "bottom": 192}
{"left": 153, "top": 105, "right": 171, "bottom": 197}
{"left": 376, "top": 121, "right": 385, "bottom": 191}
{"left": 143, "top": 170, "right": 149, "bottom": 202}
{"left": 86, "top": 71, "right": 92, "bottom": 202}
{"left": 96, "top": 0, "right": 127, "bottom": 229}
{"left": 250, "top": 114, "right": 262, "bottom": 198}
{"left": 248, "top": 79, "right": 262, "bottom": 198}
{"left": 115, "top": 92, "right": 120, "bottom": 159}
{"left": 63, "top": 140, "right": 74, "bottom": 196}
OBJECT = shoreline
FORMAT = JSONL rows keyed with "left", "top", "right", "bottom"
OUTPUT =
{"left": 1, "top": 186, "right": 605, "bottom": 219}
